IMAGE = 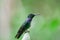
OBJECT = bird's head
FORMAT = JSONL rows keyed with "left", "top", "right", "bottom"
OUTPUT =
{"left": 28, "top": 13, "right": 40, "bottom": 19}
{"left": 28, "top": 14, "right": 35, "bottom": 19}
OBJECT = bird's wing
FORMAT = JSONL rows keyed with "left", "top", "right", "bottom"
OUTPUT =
{"left": 15, "top": 25, "right": 26, "bottom": 39}
{"left": 15, "top": 22, "right": 30, "bottom": 39}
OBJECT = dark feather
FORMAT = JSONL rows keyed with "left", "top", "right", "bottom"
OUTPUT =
{"left": 15, "top": 22, "right": 30, "bottom": 39}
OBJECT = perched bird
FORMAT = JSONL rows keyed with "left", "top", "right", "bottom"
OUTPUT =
{"left": 15, "top": 13, "right": 40, "bottom": 39}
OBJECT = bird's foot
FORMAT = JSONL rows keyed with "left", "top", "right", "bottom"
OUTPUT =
{"left": 25, "top": 30, "right": 30, "bottom": 33}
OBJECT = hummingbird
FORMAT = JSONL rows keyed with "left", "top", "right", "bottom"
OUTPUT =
{"left": 15, "top": 13, "right": 40, "bottom": 39}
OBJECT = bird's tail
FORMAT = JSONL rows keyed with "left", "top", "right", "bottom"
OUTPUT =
{"left": 15, "top": 32, "right": 22, "bottom": 39}
{"left": 15, "top": 26, "right": 26, "bottom": 39}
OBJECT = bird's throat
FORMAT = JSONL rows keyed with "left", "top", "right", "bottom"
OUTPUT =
{"left": 26, "top": 18, "right": 32, "bottom": 23}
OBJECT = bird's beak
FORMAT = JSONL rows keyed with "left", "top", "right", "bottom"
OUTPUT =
{"left": 34, "top": 13, "right": 40, "bottom": 16}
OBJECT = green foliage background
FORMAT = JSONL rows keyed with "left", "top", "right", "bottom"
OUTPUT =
{"left": 10, "top": 0, "right": 60, "bottom": 40}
